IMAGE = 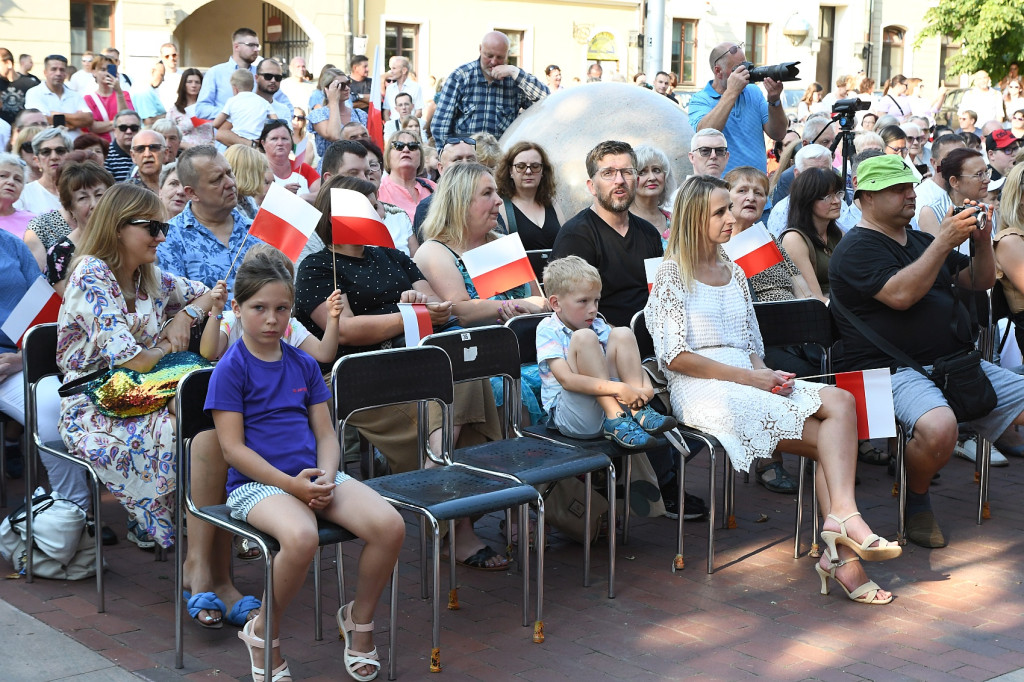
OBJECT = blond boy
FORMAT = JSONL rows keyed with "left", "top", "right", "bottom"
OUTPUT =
{"left": 211, "top": 70, "right": 276, "bottom": 144}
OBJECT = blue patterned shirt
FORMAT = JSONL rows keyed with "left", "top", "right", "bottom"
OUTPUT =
{"left": 430, "top": 61, "right": 548, "bottom": 147}
{"left": 158, "top": 202, "right": 264, "bottom": 291}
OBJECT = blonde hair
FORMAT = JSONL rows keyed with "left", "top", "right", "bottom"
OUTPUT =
{"left": 999, "top": 163, "right": 1024, "bottom": 232}
{"left": 229, "top": 69, "right": 254, "bottom": 91}
{"left": 470, "top": 132, "right": 502, "bottom": 170}
{"left": 75, "top": 184, "right": 165, "bottom": 295}
{"left": 382, "top": 129, "right": 425, "bottom": 174}
{"left": 543, "top": 255, "right": 601, "bottom": 297}
{"left": 421, "top": 162, "right": 493, "bottom": 247}
{"left": 223, "top": 143, "right": 269, "bottom": 198}
{"left": 665, "top": 175, "right": 731, "bottom": 288}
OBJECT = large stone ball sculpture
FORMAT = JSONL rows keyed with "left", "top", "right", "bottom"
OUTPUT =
{"left": 500, "top": 82, "right": 695, "bottom": 220}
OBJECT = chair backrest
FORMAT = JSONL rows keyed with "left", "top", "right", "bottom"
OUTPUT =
{"left": 754, "top": 299, "right": 832, "bottom": 349}
{"left": 630, "top": 310, "right": 655, "bottom": 361}
{"left": 420, "top": 326, "right": 520, "bottom": 385}
{"left": 504, "top": 313, "right": 549, "bottom": 365}
{"left": 22, "top": 323, "right": 59, "bottom": 384}
{"left": 331, "top": 346, "right": 454, "bottom": 422}
{"left": 176, "top": 368, "right": 214, "bottom": 442}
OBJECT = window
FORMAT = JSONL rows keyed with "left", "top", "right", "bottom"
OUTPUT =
{"left": 385, "top": 22, "right": 418, "bottom": 72}
{"left": 497, "top": 29, "right": 524, "bottom": 67}
{"left": 881, "top": 26, "right": 905, "bottom": 86}
{"left": 70, "top": 1, "right": 114, "bottom": 67}
{"left": 670, "top": 19, "right": 698, "bottom": 86}
{"left": 746, "top": 23, "right": 768, "bottom": 67}
{"left": 939, "top": 35, "right": 961, "bottom": 87}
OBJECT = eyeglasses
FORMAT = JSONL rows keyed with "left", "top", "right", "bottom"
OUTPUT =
{"left": 259, "top": 73, "right": 284, "bottom": 82}
{"left": 694, "top": 146, "right": 728, "bottom": 157}
{"left": 513, "top": 162, "right": 543, "bottom": 173}
{"left": 817, "top": 191, "right": 845, "bottom": 203}
{"left": 710, "top": 42, "right": 744, "bottom": 65}
{"left": 334, "top": 80, "right": 351, "bottom": 88}
{"left": 163, "top": 53, "right": 178, "bottom": 59}
{"left": 957, "top": 170, "right": 992, "bottom": 181}
{"left": 132, "top": 143, "right": 165, "bottom": 154}
{"left": 117, "top": 124, "right": 141, "bottom": 133}
{"left": 442, "top": 137, "right": 476, "bottom": 148}
{"left": 392, "top": 141, "right": 421, "bottom": 152}
{"left": 237, "top": 42, "right": 260, "bottom": 49}
{"left": 595, "top": 167, "right": 638, "bottom": 181}
{"left": 906, "top": 135, "right": 926, "bottom": 143}
{"left": 385, "top": 78, "right": 397, "bottom": 84}
{"left": 368, "top": 160, "right": 382, "bottom": 171}
{"left": 37, "top": 146, "right": 68, "bottom": 157}
{"left": 125, "top": 218, "right": 170, "bottom": 238}
{"left": 19, "top": 142, "right": 33, "bottom": 154}
{"left": 1000, "top": 145, "right": 1023, "bottom": 155}
{"left": 292, "top": 115, "right": 306, "bottom": 122}
{"left": 886, "top": 144, "right": 909, "bottom": 155}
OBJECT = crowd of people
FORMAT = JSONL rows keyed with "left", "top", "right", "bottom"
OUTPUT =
{"left": 4, "top": 27, "right": 1024, "bottom": 680}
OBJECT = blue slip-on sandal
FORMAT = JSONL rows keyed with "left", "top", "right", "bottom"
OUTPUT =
{"left": 183, "top": 590, "right": 225, "bottom": 629}
{"left": 225, "top": 594, "right": 262, "bottom": 627}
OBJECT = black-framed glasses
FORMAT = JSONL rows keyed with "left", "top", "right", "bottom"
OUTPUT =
{"left": 1000, "top": 145, "right": 1023, "bottom": 155}
{"left": 886, "top": 143, "right": 909, "bottom": 155}
{"left": 694, "top": 146, "right": 728, "bottom": 157}
{"left": 392, "top": 141, "right": 421, "bottom": 152}
{"left": 125, "top": 219, "right": 170, "bottom": 237}
{"left": 443, "top": 137, "right": 476, "bottom": 148}
{"left": 19, "top": 142, "right": 33, "bottom": 154}
{"left": 37, "top": 146, "right": 68, "bottom": 157}
{"left": 132, "top": 143, "right": 165, "bottom": 154}
{"left": 259, "top": 73, "right": 284, "bottom": 82}
{"left": 385, "top": 78, "right": 397, "bottom": 84}
{"left": 117, "top": 124, "right": 141, "bottom": 133}
{"left": 292, "top": 114, "right": 306, "bottom": 121}
{"left": 512, "top": 162, "right": 543, "bottom": 173}
{"left": 710, "top": 42, "right": 744, "bottom": 65}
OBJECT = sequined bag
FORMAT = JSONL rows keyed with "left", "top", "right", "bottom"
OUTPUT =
{"left": 58, "top": 351, "right": 212, "bottom": 418}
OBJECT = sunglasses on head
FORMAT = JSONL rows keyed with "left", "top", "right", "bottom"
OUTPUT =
{"left": 259, "top": 73, "right": 284, "bottom": 82}
{"left": 443, "top": 137, "right": 477, "bottom": 148}
{"left": 117, "top": 124, "right": 141, "bottom": 133}
{"left": 125, "top": 219, "right": 170, "bottom": 238}
{"left": 392, "top": 141, "right": 421, "bottom": 151}
{"left": 711, "top": 42, "right": 744, "bottom": 64}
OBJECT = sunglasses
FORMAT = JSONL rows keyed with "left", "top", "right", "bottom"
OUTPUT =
{"left": 117, "top": 124, "right": 141, "bottom": 133}
{"left": 37, "top": 146, "right": 68, "bottom": 157}
{"left": 392, "top": 141, "right": 421, "bottom": 151}
{"left": 259, "top": 73, "right": 284, "bottom": 82}
{"left": 694, "top": 146, "right": 728, "bottom": 157}
{"left": 125, "top": 218, "right": 170, "bottom": 237}
{"left": 442, "top": 137, "right": 477, "bottom": 148}
{"left": 711, "top": 42, "right": 744, "bottom": 65}
{"left": 132, "top": 143, "right": 165, "bottom": 154}
{"left": 292, "top": 115, "right": 306, "bottom": 121}
{"left": 385, "top": 78, "right": 397, "bottom": 84}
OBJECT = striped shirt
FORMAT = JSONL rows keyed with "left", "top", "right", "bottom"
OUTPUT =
{"left": 104, "top": 142, "right": 135, "bottom": 182}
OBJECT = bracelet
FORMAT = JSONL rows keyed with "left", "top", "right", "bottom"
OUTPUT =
{"left": 208, "top": 310, "right": 224, "bottom": 320}
{"left": 154, "top": 345, "right": 167, "bottom": 358}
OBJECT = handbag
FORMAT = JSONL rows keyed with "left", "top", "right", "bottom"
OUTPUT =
{"left": 0, "top": 487, "right": 98, "bottom": 580}
{"left": 542, "top": 476, "right": 608, "bottom": 545}
{"left": 58, "top": 351, "right": 211, "bottom": 418}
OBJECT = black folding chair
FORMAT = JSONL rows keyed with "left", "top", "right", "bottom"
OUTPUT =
{"left": 332, "top": 346, "right": 542, "bottom": 676}
{"left": 421, "top": 325, "right": 617, "bottom": 598}
{"left": 22, "top": 323, "right": 107, "bottom": 610}
{"left": 173, "top": 368, "right": 378, "bottom": 676}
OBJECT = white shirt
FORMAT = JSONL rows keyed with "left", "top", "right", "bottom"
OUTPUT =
{"left": 0, "top": 118, "right": 9, "bottom": 153}
{"left": 766, "top": 195, "right": 857, "bottom": 237}
{"left": 913, "top": 178, "right": 949, "bottom": 225}
{"left": 68, "top": 69, "right": 97, "bottom": 95}
{"left": 158, "top": 70, "right": 181, "bottom": 111}
{"left": 221, "top": 91, "right": 276, "bottom": 141}
{"left": 23, "top": 83, "right": 90, "bottom": 139}
{"left": 14, "top": 181, "right": 62, "bottom": 214}
{"left": 383, "top": 79, "right": 423, "bottom": 119}
{"left": 959, "top": 87, "right": 1005, "bottom": 124}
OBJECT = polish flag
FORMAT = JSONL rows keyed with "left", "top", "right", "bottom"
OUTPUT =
{"left": 190, "top": 116, "right": 213, "bottom": 129}
{"left": 834, "top": 368, "right": 897, "bottom": 440}
{"left": 398, "top": 303, "right": 433, "bottom": 347}
{"left": 248, "top": 183, "right": 323, "bottom": 261}
{"left": 291, "top": 136, "right": 308, "bottom": 173}
{"left": 644, "top": 257, "right": 661, "bottom": 292}
{"left": 331, "top": 188, "right": 394, "bottom": 248}
{"left": 366, "top": 45, "right": 385, "bottom": 150}
{"left": 721, "top": 223, "right": 784, "bottom": 278}
{"left": 462, "top": 232, "right": 535, "bottom": 300}
{"left": 2, "top": 278, "right": 61, "bottom": 348}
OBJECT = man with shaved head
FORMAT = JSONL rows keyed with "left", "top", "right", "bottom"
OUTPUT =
{"left": 430, "top": 30, "right": 549, "bottom": 147}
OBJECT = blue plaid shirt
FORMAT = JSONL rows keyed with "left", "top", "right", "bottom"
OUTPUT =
{"left": 430, "top": 61, "right": 548, "bottom": 147}
{"left": 158, "top": 202, "right": 264, "bottom": 292}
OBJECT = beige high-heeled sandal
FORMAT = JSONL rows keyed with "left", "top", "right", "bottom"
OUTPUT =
{"left": 337, "top": 601, "right": 381, "bottom": 682}
{"left": 820, "top": 511, "right": 902, "bottom": 562}
{"left": 815, "top": 551, "right": 893, "bottom": 605}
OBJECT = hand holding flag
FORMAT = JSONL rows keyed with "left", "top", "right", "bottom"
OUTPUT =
{"left": 246, "top": 183, "right": 323, "bottom": 262}
{"left": 331, "top": 188, "right": 394, "bottom": 248}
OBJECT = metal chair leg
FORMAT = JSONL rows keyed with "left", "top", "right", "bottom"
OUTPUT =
{"left": 606, "top": 465, "right": 617, "bottom": 598}
{"left": 582, "top": 474, "right": 591, "bottom": 587}
{"left": 314, "top": 549, "right": 323, "bottom": 641}
{"left": 896, "top": 423, "right": 907, "bottom": 545}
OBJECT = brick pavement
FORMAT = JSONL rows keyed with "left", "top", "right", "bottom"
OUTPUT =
{"left": 3, "top": 450, "right": 1024, "bottom": 681}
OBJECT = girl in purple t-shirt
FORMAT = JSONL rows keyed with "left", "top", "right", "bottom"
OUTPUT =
{"left": 205, "top": 247, "right": 404, "bottom": 682}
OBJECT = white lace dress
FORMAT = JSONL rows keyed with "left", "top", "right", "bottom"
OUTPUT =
{"left": 644, "top": 260, "right": 825, "bottom": 473}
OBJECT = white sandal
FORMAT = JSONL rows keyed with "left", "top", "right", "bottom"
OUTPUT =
{"left": 238, "top": 618, "right": 292, "bottom": 682}
{"left": 337, "top": 601, "right": 381, "bottom": 681}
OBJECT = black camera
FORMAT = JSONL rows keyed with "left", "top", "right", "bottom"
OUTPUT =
{"left": 740, "top": 61, "right": 800, "bottom": 83}
{"left": 832, "top": 97, "right": 869, "bottom": 129}
{"left": 952, "top": 202, "right": 989, "bottom": 231}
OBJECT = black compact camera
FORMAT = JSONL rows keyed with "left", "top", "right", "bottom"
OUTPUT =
{"left": 832, "top": 97, "right": 869, "bottom": 129}
{"left": 952, "top": 202, "right": 989, "bottom": 231}
{"left": 740, "top": 61, "right": 800, "bottom": 83}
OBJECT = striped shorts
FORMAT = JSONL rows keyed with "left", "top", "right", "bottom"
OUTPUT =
{"left": 226, "top": 471, "right": 352, "bottom": 522}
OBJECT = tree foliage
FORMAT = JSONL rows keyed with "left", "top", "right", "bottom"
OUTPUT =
{"left": 917, "top": 0, "right": 1024, "bottom": 82}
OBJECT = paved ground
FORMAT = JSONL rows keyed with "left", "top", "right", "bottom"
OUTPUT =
{"left": 3, "top": 447, "right": 1024, "bottom": 681}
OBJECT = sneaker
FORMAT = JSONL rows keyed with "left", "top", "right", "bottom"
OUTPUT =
{"left": 603, "top": 413, "right": 656, "bottom": 450}
{"left": 755, "top": 461, "right": 799, "bottom": 494}
{"left": 660, "top": 482, "right": 708, "bottom": 520}
{"left": 954, "top": 438, "right": 1009, "bottom": 467}
{"left": 126, "top": 521, "right": 156, "bottom": 550}
{"left": 4, "top": 442, "right": 23, "bottom": 479}
{"left": 631, "top": 405, "right": 677, "bottom": 435}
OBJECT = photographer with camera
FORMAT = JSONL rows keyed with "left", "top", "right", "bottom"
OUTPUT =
{"left": 688, "top": 41, "right": 796, "bottom": 174}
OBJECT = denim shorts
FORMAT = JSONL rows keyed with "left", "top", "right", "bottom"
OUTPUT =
{"left": 226, "top": 471, "right": 352, "bottom": 522}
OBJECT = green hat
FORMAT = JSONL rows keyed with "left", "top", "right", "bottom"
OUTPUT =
{"left": 854, "top": 154, "right": 919, "bottom": 196}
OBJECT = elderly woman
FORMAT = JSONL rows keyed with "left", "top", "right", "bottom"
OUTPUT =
{"left": 73, "top": 133, "right": 109, "bottom": 164}
{"left": 919, "top": 148, "right": 990, "bottom": 237}
{"left": 780, "top": 168, "right": 844, "bottom": 302}
{"left": 158, "top": 162, "right": 187, "bottom": 220}
{"left": 378, "top": 129, "right": 435, "bottom": 222}
{"left": 45, "top": 161, "right": 116, "bottom": 295}
{"left": 150, "top": 119, "right": 181, "bottom": 162}
{"left": 57, "top": 184, "right": 215, "bottom": 550}
{"left": 295, "top": 175, "right": 509, "bottom": 570}
{"left": 260, "top": 119, "right": 319, "bottom": 196}
{"left": 166, "top": 68, "right": 213, "bottom": 149}
{"left": 309, "top": 67, "right": 368, "bottom": 165}
{"left": 628, "top": 145, "right": 674, "bottom": 243}
{"left": 646, "top": 175, "right": 900, "bottom": 605}
{"left": 496, "top": 141, "right": 563, "bottom": 255}
{"left": 0, "top": 154, "right": 34, "bottom": 239}
{"left": 223, "top": 144, "right": 273, "bottom": 220}
{"left": 17, "top": 128, "right": 72, "bottom": 215}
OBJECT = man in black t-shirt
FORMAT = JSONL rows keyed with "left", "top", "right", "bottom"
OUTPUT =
{"left": 830, "top": 155, "right": 1024, "bottom": 549}
{"left": 348, "top": 54, "right": 373, "bottom": 111}
{"left": 550, "top": 140, "right": 663, "bottom": 328}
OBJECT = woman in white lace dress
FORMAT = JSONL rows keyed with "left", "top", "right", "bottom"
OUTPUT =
{"left": 645, "top": 175, "right": 900, "bottom": 605}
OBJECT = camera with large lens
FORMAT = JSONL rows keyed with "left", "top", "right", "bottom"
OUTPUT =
{"left": 740, "top": 61, "right": 801, "bottom": 83}
{"left": 832, "top": 97, "right": 870, "bottom": 129}
{"left": 952, "top": 202, "right": 989, "bottom": 231}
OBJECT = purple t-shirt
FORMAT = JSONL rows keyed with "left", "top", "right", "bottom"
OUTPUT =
{"left": 205, "top": 339, "right": 332, "bottom": 493}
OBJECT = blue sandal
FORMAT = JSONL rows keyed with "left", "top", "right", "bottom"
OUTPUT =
{"left": 183, "top": 591, "right": 225, "bottom": 629}
{"left": 226, "top": 594, "right": 262, "bottom": 627}
{"left": 603, "top": 413, "right": 656, "bottom": 449}
{"left": 632, "top": 405, "right": 677, "bottom": 434}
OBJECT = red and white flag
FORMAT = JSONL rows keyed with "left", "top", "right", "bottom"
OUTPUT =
{"left": 190, "top": 116, "right": 213, "bottom": 129}
{"left": 2, "top": 277, "right": 61, "bottom": 348}
{"left": 834, "top": 368, "right": 897, "bottom": 440}
{"left": 366, "top": 44, "right": 385, "bottom": 150}
{"left": 291, "top": 136, "right": 307, "bottom": 173}
{"left": 721, "top": 223, "right": 784, "bottom": 278}
{"left": 248, "top": 182, "right": 323, "bottom": 261}
{"left": 331, "top": 188, "right": 395, "bottom": 248}
{"left": 398, "top": 303, "right": 433, "bottom": 347}
{"left": 644, "top": 257, "right": 661, "bottom": 293}
{"left": 462, "top": 232, "right": 535, "bottom": 300}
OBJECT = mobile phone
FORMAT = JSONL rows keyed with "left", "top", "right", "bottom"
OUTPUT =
{"left": 106, "top": 64, "right": 118, "bottom": 78}
{"left": 51, "top": 113, "right": 65, "bottom": 127}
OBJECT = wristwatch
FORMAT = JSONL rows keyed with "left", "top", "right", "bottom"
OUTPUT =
{"left": 767, "top": 99, "right": 781, "bottom": 107}
{"left": 182, "top": 304, "right": 203, "bottom": 325}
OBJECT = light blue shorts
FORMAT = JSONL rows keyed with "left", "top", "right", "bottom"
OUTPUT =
{"left": 226, "top": 471, "right": 352, "bottom": 522}
{"left": 551, "top": 387, "right": 607, "bottom": 440}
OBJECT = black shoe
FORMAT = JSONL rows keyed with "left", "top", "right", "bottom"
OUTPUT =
{"left": 662, "top": 487, "right": 707, "bottom": 521}
{"left": 4, "top": 443, "right": 23, "bottom": 479}
{"left": 101, "top": 525, "right": 118, "bottom": 546}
